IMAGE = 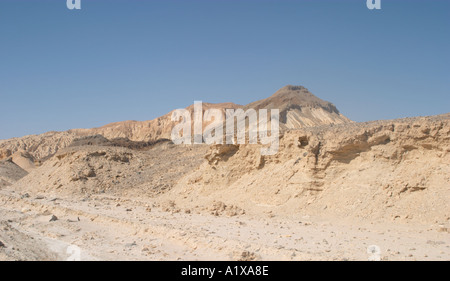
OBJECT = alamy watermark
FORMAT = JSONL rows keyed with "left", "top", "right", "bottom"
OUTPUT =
{"left": 367, "top": 0, "right": 381, "bottom": 10}
{"left": 67, "top": 0, "right": 81, "bottom": 10}
{"left": 67, "top": 1, "right": 380, "bottom": 11}
{"left": 171, "top": 101, "right": 280, "bottom": 155}
{"left": 66, "top": 245, "right": 81, "bottom": 261}
{"left": 367, "top": 245, "right": 381, "bottom": 261}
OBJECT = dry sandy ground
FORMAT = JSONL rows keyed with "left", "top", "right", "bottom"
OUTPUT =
{"left": 0, "top": 186, "right": 448, "bottom": 261}
{"left": 1, "top": 113, "right": 449, "bottom": 261}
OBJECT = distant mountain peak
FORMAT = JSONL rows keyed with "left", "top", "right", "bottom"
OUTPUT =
{"left": 277, "top": 85, "right": 308, "bottom": 92}
{"left": 245, "top": 85, "right": 341, "bottom": 115}
{"left": 0, "top": 85, "right": 352, "bottom": 161}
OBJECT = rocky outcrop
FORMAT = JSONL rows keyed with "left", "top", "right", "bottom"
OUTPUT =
{"left": 165, "top": 113, "right": 450, "bottom": 223}
{"left": 4, "top": 113, "right": 449, "bottom": 224}
{"left": 0, "top": 131, "right": 77, "bottom": 163}
{"left": 11, "top": 142, "right": 210, "bottom": 197}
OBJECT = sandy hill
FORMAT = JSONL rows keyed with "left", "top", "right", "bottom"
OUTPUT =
{"left": 3, "top": 112, "right": 448, "bottom": 224}
{"left": 0, "top": 85, "right": 351, "bottom": 164}
{"left": 244, "top": 85, "right": 350, "bottom": 128}
{"left": 11, "top": 141, "right": 209, "bottom": 197}
{"left": 70, "top": 86, "right": 350, "bottom": 140}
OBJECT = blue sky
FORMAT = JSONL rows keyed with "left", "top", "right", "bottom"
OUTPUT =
{"left": 0, "top": 0, "right": 449, "bottom": 139}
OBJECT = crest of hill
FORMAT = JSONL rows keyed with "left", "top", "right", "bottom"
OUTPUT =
{"left": 245, "top": 85, "right": 340, "bottom": 113}
{"left": 69, "top": 102, "right": 242, "bottom": 142}
{"left": 244, "top": 85, "right": 351, "bottom": 128}
{"left": 0, "top": 85, "right": 351, "bottom": 161}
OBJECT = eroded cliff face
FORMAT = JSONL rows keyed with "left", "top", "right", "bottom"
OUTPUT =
{"left": 68, "top": 102, "right": 243, "bottom": 142}
{"left": 0, "top": 131, "right": 77, "bottom": 163}
{"left": 165, "top": 113, "right": 450, "bottom": 223}
{"left": 1, "top": 113, "right": 449, "bottom": 225}
{"left": 1, "top": 87, "right": 447, "bottom": 224}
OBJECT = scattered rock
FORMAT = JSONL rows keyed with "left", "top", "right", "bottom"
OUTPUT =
{"left": 161, "top": 200, "right": 180, "bottom": 213}
{"left": 437, "top": 226, "right": 448, "bottom": 233}
{"left": 20, "top": 193, "right": 30, "bottom": 199}
{"left": 236, "top": 251, "right": 261, "bottom": 261}
{"left": 427, "top": 240, "right": 445, "bottom": 246}
{"left": 209, "top": 201, "right": 245, "bottom": 217}
{"left": 125, "top": 242, "right": 137, "bottom": 248}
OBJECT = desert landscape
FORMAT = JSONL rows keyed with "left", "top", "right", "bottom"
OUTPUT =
{"left": 0, "top": 85, "right": 449, "bottom": 261}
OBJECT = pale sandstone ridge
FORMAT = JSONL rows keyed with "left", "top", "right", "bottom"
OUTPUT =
{"left": 4, "top": 113, "right": 449, "bottom": 225}
{"left": 69, "top": 86, "right": 351, "bottom": 140}
{"left": 0, "top": 131, "right": 77, "bottom": 163}
{"left": 69, "top": 102, "right": 242, "bottom": 142}
{"left": 0, "top": 108, "right": 449, "bottom": 260}
{"left": 163, "top": 113, "right": 450, "bottom": 224}
{"left": 0, "top": 85, "right": 351, "bottom": 163}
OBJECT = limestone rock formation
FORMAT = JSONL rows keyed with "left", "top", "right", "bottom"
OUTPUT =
{"left": 0, "top": 85, "right": 351, "bottom": 163}
{"left": 244, "top": 85, "right": 351, "bottom": 129}
{"left": 164, "top": 113, "right": 450, "bottom": 223}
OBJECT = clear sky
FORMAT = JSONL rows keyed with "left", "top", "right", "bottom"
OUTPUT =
{"left": 0, "top": 0, "right": 449, "bottom": 139}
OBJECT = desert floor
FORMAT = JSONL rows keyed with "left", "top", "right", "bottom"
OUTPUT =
{"left": 1, "top": 186, "right": 448, "bottom": 261}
